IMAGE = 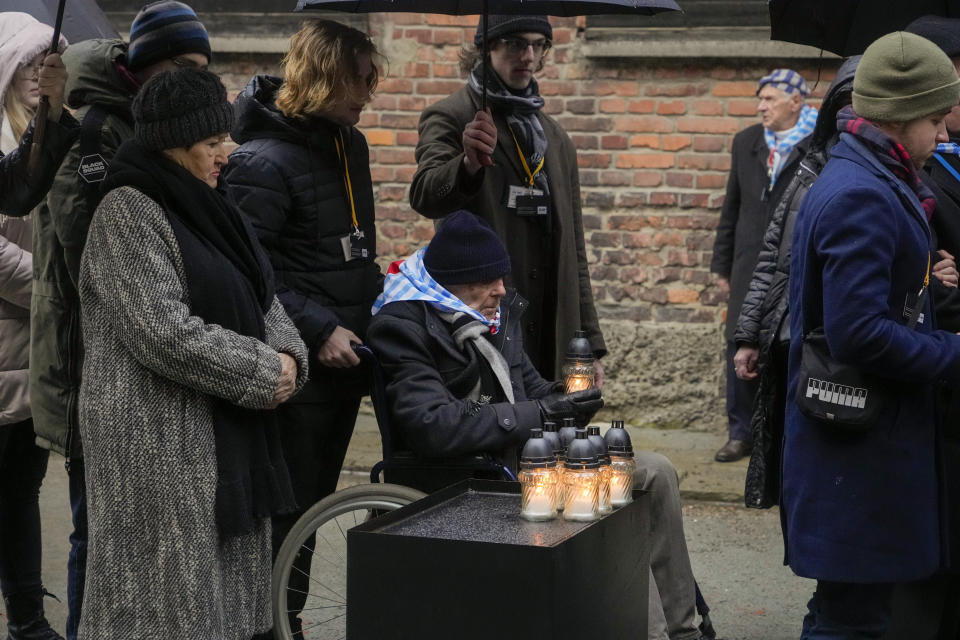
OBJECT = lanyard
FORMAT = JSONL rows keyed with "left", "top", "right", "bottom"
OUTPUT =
{"left": 510, "top": 128, "right": 544, "bottom": 188}
{"left": 333, "top": 130, "right": 360, "bottom": 231}
{"left": 934, "top": 152, "right": 960, "bottom": 184}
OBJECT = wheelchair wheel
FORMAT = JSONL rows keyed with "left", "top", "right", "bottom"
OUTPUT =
{"left": 272, "top": 483, "right": 426, "bottom": 640}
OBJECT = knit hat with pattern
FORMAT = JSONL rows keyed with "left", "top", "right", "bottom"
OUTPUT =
{"left": 853, "top": 31, "right": 960, "bottom": 122}
{"left": 425, "top": 210, "right": 511, "bottom": 285}
{"left": 127, "top": 1, "right": 211, "bottom": 72}
{"left": 133, "top": 67, "right": 233, "bottom": 150}
{"left": 474, "top": 15, "right": 553, "bottom": 48}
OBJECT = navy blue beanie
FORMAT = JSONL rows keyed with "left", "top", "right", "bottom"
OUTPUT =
{"left": 128, "top": 1, "right": 211, "bottom": 72}
{"left": 425, "top": 211, "right": 511, "bottom": 286}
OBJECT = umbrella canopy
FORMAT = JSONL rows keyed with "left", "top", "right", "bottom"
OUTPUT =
{"left": 769, "top": 0, "right": 960, "bottom": 56}
{"left": 1, "top": 0, "right": 119, "bottom": 43}
{"left": 297, "top": 0, "right": 681, "bottom": 15}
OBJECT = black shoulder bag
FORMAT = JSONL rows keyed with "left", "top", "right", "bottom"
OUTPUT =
{"left": 794, "top": 254, "right": 929, "bottom": 430}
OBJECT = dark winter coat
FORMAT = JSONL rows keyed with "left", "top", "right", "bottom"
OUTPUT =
{"left": 223, "top": 75, "right": 383, "bottom": 401}
{"left": 739, "top": 57, "right": 858, "bottom": 509}
{"left": 31, "top": 39, "right": 135, "bottom": 459}
{"left": 785, "top": 133, "right": 960, "bottom": 582}
{"left": 409, "top": 86, "right": 605, "bottom": 379}
{"left": 0, "top": 115, "right": 78, "bottom": 217}
{"left": 366, "top": 289, "right": 558, "bottom": 459}
{"left": 713, "top": 122, "right": 809, "bottom": 343}
{"left": 924, "top": 146, "right": 960, "bottom": 575}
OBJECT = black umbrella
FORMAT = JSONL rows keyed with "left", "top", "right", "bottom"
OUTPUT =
{"left": 769, "top": 0, "right": 960, "bottom": 57}
{"left": 2, "top": 0, "right": 119, "bottom": 43}
{"left": 296, "top": 0, "right": 681, "bottom": 108}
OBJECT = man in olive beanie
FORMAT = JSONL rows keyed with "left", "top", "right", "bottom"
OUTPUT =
{"left": 783, "top": 31, "right": 960, "bottom": 639}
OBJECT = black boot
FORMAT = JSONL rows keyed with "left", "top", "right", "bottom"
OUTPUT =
{"left": 3, "top": 589, "right": 65, "bottom": 640}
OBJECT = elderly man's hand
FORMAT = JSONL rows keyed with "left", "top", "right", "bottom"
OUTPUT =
{"left": 538, "top": 388, "right": 604, "bottom": 428}
{"left": 733, "top": 344, "right": 760, "bottom": 380}
{"left": 462, "top": 109, "right": 497, "bottom": 175}
{"left": 38, "top": 52, "right": 68, "bottom": 122}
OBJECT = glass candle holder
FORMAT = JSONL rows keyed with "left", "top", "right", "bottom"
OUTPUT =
{"left": 520, "top": 466, "right": 559, "bottom": 521}
{"left": 605, "top": 420, "right": 636, "bottom": 508}
{"left": 588, "top": 426, "right": 612, "bottom": 514}
{"left": 562, "top": 330, "right": 595, "bottom": 393}
{"left": 609, "top": 455, "right": 636, "bottom": 507}
{"left": 562, "top": 468, "right": 600, "bottom": 521}
{"left": 519, "top": 428, "right": 559, "bottom": 521}
{"left": 562, "top": 429, "right": 601, "bottom": 522}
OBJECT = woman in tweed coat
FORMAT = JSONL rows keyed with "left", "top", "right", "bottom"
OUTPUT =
{"left": 76, "top": 69, "right": 308, "bottom": 640}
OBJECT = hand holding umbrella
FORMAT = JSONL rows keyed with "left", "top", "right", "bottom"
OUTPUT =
{"left": 27, "top": 0, "right": 66, "bottom": 173}
{"left": 36, "top": 52, "right": 67, "bottom": 123}
{"left": 462, "top": 108, "right": 497, "bottom": 173}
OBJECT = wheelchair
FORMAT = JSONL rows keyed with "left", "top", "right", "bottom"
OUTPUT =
{"left": 270, "top": 346, "right": 717, "bottom": 640}
{"left": 270, "top": 345, "right": 517, "bottom": 640}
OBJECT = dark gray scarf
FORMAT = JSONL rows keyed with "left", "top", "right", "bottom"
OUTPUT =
{"left": 469, "top": 64, "right": 549, "bottom": 195}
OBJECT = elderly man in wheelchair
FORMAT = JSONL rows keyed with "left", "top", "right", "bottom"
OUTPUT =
{"left": 365, "top": 210, "right": 711, "bottom": 640}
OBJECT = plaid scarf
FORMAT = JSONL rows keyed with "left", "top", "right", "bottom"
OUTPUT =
{"left": 371, "top": 248, "right": 501, "bottom": 332}
{"left": 836, "top": 105, "right": 937, "bottom": 220}
{"left": 764, "top": 103, "right": 818, "bottom": 188}
{"left": 468, "top": 64, "right": 549, "bottom": 195}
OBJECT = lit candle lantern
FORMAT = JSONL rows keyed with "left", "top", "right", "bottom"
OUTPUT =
{"left": 562, "top": 330, "right": 596, "bottom": 394}
{"left": 605, "top": 420, "right": 636, "bottom": 507}
{"left": 542, "top": 420, "right": 564, "bottom": 511}
{"left": 588, "top": 425, "right": 613, "bottom": 514}
{"left": 519, "top": 428, "right": 559, "bottom": 522}
{"left": 562, "top": 429, "right": 601, "bottom": 522}
{"left": 556, "top": 417, "right": 578, "bottom": 511}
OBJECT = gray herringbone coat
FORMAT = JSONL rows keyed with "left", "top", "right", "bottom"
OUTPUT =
{"left": 77, "top": 186, "right": 309, "bottom": 639}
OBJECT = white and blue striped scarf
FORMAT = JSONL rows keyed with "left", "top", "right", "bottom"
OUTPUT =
{"left": 764, "top": 103, "right": 818, "bottom": 188}
{"left": 371, "top": 249, "right": 501, "bottom": 332}
{"left": 937, "top": 142, "right": 960, "bottom": 156}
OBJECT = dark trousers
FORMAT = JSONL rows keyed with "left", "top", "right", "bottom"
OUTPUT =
{"left": 66, "top": 458, "right": 87, "bottom": 640}
{"left": 270, "top": 396, "right": 362, "bottom": 634}
{"left": 801, "top": 581, "right": 894, "bottom": 639}
{"left": 0, "top": 419, "right": 49, "bottom": 601}
{"left": 726, "top": 341, "right": 759, "bottom": 441}
{"left": 883, "top": 573, "right": 960, "bottom": 640}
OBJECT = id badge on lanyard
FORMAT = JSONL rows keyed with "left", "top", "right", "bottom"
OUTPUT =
{"left": 506, "top": 129, "right": 550, "bottom": 217}
{"left": 335, "top": 130, "right": 369, "bottom": 262}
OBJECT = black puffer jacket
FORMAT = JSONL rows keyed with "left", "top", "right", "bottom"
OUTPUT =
{"left": 367, "top": 289, "right": 558, "bottom": 458}
{"left": 0, "top": 116, "right": 77, "bottom": 217}
{"left": 223, "top": 75, "right": 382, "bottom": 398}
{"left": 741, "top": 57, "right": 859, "bottom": 510}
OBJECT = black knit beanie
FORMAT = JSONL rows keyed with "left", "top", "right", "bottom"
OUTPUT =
{"left": 133, "top": 68, "right": 233, "bottom": 150}
{"left": 425, "top": 210, "right": 512, "bottom": 286}
{"left": 127, "top": 1, "right": 211, "bottom": 72}
{"left": 474, "top": 15, "right": 553, "bottom": 48}
{"left": 905, "top": 15, "right": 960, "bottom": 59}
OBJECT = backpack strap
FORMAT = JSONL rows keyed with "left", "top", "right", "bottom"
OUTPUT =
{"left": 76, "top": 105, "right": 110, "bottom": 214}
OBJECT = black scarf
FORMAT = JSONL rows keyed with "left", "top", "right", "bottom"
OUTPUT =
{"left": 468, "top": 64, "right": 550, "bottom": 196}
{"left": 103, "top": 139, "right": 297, "bottom": 538}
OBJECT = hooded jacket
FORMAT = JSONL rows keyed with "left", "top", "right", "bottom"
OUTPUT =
{"left": 0, "top": 13, "right": 71, "bottom": 426}
{"left": 31, "top": 39, "right": 135, "bottom": 458}
{"left": 223, "top": 75, "right": 383, "bottom": 400}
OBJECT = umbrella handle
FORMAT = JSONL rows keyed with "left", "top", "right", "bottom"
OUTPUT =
{"left": 28, "top": 0, "right": 66, "bottom": 175}
{"left": 481, "top": 0, "right": 487, "bottom": 112}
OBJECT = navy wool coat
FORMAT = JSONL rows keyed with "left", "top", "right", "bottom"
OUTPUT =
{"left": 785, "top": 133, "right": 960, "bottom": 583}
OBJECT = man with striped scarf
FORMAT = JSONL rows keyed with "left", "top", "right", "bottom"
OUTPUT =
{"left": 712, "top": 68, "right": 817, "bottom": 463}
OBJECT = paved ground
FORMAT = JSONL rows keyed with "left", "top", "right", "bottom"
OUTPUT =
{"left": 14, "top": 413, "right": 814, "bottom": 638}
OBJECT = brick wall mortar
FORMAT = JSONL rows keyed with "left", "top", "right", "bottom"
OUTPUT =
{"left": 213, "top": 18, "right": 837, "bottom": 429}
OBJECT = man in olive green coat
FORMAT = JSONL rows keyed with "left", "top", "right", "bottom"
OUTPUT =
{"left": 410, "top": 15, "right": 605, "bottom": 381}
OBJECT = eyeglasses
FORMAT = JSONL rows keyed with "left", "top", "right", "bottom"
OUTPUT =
{"left": 496, "top": 37, "right": 552, "bottom": 57}
{"left": 171, "top": 56, "right": 208, "bottom": 70}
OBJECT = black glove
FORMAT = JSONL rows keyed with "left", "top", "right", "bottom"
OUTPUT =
{"left": 537, "top": 388, "right": 604, "bottom": 427}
